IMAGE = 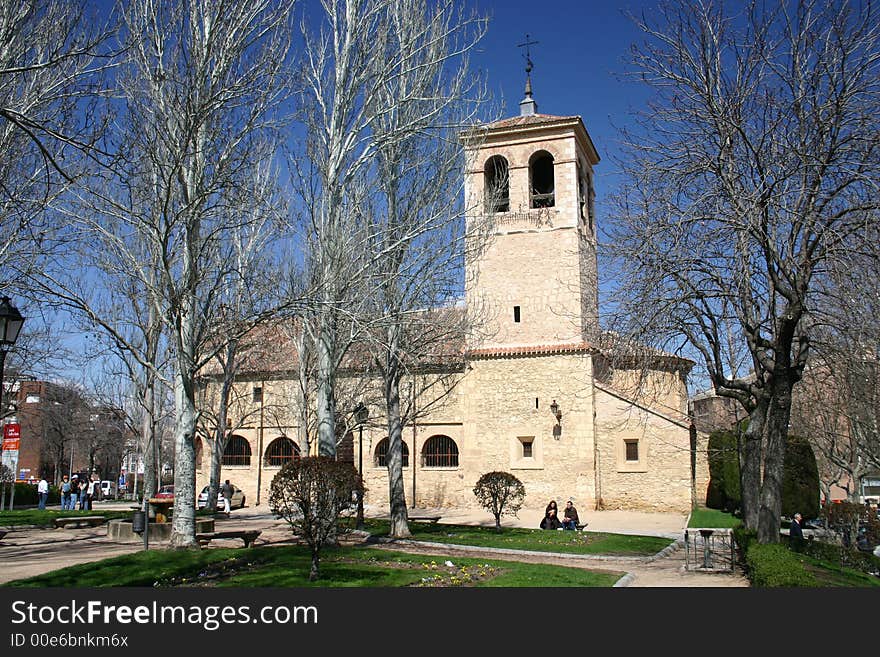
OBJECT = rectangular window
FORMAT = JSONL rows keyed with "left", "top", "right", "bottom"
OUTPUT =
{"left": 513, "top": 306, "right": 521, "bottom": 323}
{"left": 625, "top": 440, "right": 639, "bottom": 462}
{"left": 253, "top": 387, "right": 263, "bottom": 403}
{"left": 522, "top": 439, "right": 533, "bottom": 458}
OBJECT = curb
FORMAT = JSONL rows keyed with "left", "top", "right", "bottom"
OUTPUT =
{"left": 613, "top": 572, "right": 636, "bottom": 587}
{"left": 645, "top": 538, "right": 685, "bottom": 562}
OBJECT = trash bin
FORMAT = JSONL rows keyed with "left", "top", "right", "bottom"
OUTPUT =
{"left": 132, "top": 510, "right": 146, "bottom": 534}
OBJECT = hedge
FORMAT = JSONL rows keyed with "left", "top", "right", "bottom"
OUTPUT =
{"left": 744, "top": 543, "right": 818, "bottom": 587}
{"left": 1, "top": 483, "right": 61, "bottom": 506}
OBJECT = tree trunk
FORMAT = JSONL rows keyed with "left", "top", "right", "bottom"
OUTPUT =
{"left": 757, "top": 378, "right": 795, "bottom": 543}
{"left": 384, "top": 342, "right": 411, "bottom": 538}
{"left": 170, "top": 369, "right": 198, "bottom": 549}
{"left": 494, "top": 513, "right": 501, "bottom": 532}
{"left": 316, "top": 312, "right": 336, "bottom": 457}
{"left": 309, "top": 550, "right": 320, "bottom": 582}
{"left": 740, "top": 398, "right": 767, "bottom": 531}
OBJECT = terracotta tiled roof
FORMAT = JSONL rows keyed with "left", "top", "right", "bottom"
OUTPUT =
{"left": 483, "top": 113, "right": 581, "bottom": 129}
{"left": 466, "top": 341, "right": 593, "bottom": 359}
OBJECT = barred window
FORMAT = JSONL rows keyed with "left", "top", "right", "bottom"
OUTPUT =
{"left": 422, "top": 435, "right": 459, "bottom": 468}
{"left": 374, "top": 438, "right": 409, "bottom": 467}
{"left": 264, "top": 437, "right": 300, "bottom": 467}
{"left": 222, "top": 435, "right": 252, "bottom": 466}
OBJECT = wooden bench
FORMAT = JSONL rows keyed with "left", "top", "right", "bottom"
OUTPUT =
{"left": 0, "top": 529, "right": 8, "bottom": 541}
{"left": 409, "top": 516, "right": 442, "bottom": 524}
{"left": 196, "top": 530, "right": 262, "bottom": 548}
{"left": 54, "top": 516, "right": 107, "bottom": 529}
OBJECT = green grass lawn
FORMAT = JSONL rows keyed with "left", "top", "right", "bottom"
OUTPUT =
{"left": 687, "top": 508, "right": 742, "bottom": 529}
{"left": 4, "top": 545, "right": 622, "bottom": 588}
{"left": 359, "top": 519, "right": 672, "bottom": 556}
{"left": 0, "top": 509, "right": 133, "bottom": 527}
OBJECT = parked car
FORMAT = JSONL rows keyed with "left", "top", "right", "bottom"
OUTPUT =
{"left": 100, "top": 480, "right": 118, "bottom": 500}
{"left": 197, "top": 484, "right": 245, "bottom": 510}
{"left": 154, "top": 485, "right": 175, "bottom": 500}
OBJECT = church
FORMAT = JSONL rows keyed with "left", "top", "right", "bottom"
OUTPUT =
{"left": 195, "top": 81, "right": 710, "bottom": 516}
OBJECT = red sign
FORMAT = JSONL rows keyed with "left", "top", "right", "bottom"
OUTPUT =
{"left": 2, "top": 422, "right": 20, "bottom": 451}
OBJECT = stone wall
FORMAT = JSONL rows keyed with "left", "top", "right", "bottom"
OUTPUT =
{"left": 594, "top": 385, "right": 694, "bottom": 513}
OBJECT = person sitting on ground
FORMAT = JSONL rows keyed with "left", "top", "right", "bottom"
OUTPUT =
{"left": 562, "top": 499, "right": 580, "bottom": 530}
{"left": 545, "top": 499, "right": 558, "bottom": 516}
{"left": 540, "top": 507, "right": 562, "bottom": 530}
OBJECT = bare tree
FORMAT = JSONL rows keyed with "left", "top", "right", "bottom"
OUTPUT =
{"left": 291, "top": 0, "right": 404, "bottom": 459}
{"left": 361, "top": 0, "right": 489, "bottom": 538}
{"left": 0, "top": 0, "right": 113, "bottom": 292}
{"left": 607, "top": 0, "right": 880, "bottom": 542}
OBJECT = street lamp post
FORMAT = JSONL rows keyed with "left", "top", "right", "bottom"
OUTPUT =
{"left": 0, "top": 296, "right": 25, "bottom": 506}
{"left": 354, "top": 402, "right": 369, "bottom": 530}
{"left": 0, "top": 296, "right": 25, "bottom": 414}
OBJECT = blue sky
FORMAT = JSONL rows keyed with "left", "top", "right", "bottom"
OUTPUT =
{"left": 471, "top": 1, "right": 654, "bottom": 168}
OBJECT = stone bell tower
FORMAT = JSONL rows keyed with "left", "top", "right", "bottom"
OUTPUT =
{"left": 464, "top": 77, "right": 600, "bottom": 350}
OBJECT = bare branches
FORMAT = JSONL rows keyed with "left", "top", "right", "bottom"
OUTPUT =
{"left": 608, "top": 0, "right": 880, "bottom": 538}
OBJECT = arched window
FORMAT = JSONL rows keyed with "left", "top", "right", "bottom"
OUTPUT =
{"left": 421, "top": 435, "right": 459, "bottom": 468}
{"left": 529, "top": 150, "right": 555, "bottom": 208}
{"left": 222, "top": 435, "right": 252, "bottom": 466}
{"left": 264, "top": 436, "right": 300, "bottom": 467}
{"left": 484, "top": 155, "right": 509, "bottom": 213}
{"left": 374, "top": 438, "right": 409, "bottom": 467}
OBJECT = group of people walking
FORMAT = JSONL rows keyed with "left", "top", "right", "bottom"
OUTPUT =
{"left": 540, "top": 499, "right": 582, "bottom": 530}
{"left": 58, "top": 474, "right": 99, "bottom": 511}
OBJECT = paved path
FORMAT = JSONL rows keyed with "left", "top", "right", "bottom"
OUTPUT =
{"left": 0, "top": 503, "right": 749, "bottom": 587}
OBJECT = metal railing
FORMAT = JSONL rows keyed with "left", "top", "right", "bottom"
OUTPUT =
{"left": 684, "top": 528, "right": 737, "bottom": 572}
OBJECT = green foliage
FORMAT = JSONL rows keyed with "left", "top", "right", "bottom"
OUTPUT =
{"left": 473, "top": 471, "right": 526, "bottom": 531}
{"left": 705, "top": 429, "right": 820, "bottom": 519}
{"left": 706, "top": 430, "right": 740, "bottom": 512}
{"left": 744, "top": 543, "right": 818, "bottom": 587}
{"left": 3, "top": 483, "right": 60, "bottom": 506}
{"left": 800, "top": 538, "right": 880, "bottom": 576}
{"left": 781, "top": 435, "right": 819, "bottom": 519}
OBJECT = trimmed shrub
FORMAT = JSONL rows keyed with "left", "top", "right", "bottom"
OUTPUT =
{"left": 5, "top": 483, "right": 60, "bottom": 506}
{"left": 782, "top": 435, "right": 819, "bottom": 520}
{"left": 706, "top": 430, "right": 741, "bottom": 512}
{"left": 745, "top": 543, "right": 818, "bottom": 587}
{"left": 473, "top": 471, "right": 526, "bottom": 532}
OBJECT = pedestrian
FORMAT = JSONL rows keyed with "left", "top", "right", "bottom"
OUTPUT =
{"left": 37, "top": 476, "right": 49, "bottom": 510}
{"left": 78, "top": 478, "right": 89, "bottom": 510}
{"left": 562, "top": 499, "right": 580, "bottom": 530}
{"left": 87, "top": 477, "right": 100, "bottom": 509}
{"left": 60, "top": 475, "right": 72, "bottom": 511}
{"left": 540, "top": 506, "right": 562, "bottom": 530}
{"left": 789, "top": 512, "right": 804, "bottom": 550}
{"left": 220, "top": 480, "right": 234, "bottom": 514}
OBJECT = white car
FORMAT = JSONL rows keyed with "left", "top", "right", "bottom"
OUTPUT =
{"left": 197, "top": 484, "right": 245, "bottom": 510}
